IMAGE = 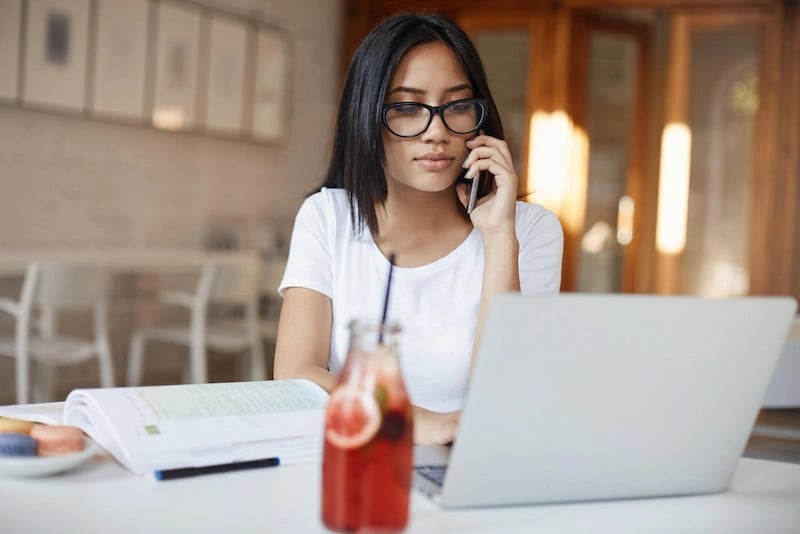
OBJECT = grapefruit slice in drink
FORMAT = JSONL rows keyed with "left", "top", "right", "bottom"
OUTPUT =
{"left": 325, "top": 385, "right": 382, "bottom": 449}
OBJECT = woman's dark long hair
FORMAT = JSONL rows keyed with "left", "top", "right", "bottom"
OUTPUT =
{"left": 321, "top": 12, "right": 504, "bottom": 236}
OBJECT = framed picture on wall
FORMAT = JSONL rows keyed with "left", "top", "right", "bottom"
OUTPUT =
{"left": 152, "top": 0, "right": 202, "bottom": 131}
{"left": 91, "top": 0, "right": 149, "bottom": 121}
{"left": 22, "top": 0, "right": 91, "bottom": 111}
{"left": 250, "top": 26, "right": 290, "bottom": 143}
{"left": 203, "top": 14, "right": 248, "bottom": 135}
{"left": 0, "top": 0, "right": 22, "bottom": 101}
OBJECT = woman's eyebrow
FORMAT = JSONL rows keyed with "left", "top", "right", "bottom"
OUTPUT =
{"left": 386, "top": 86, "right": 425, "bottom": 97}
{"left": 386, "top": 83, "right": 473, "bottom": 97}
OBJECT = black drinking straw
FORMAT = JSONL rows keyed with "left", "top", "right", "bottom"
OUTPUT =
{"left": 378, "top": 253, "right": 396, "bottom": 343}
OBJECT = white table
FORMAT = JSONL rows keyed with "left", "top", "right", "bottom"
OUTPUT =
{"left": 0, "top": 454, "right": 798, "bottom": 533}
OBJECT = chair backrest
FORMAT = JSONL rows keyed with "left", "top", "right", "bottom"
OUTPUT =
{"left": 208, "top": 257, "right": 263, "bottom": 305}
{"left": 25, "top": 261, "right": 110, "bottom": 309}
{"left": 261, "top": 256, "right": 287, "bottom": 297}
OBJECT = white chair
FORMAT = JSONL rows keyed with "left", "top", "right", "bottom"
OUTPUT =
{"left": 259, "top": 255, "right": 287, "bottom": 381}
{"left": 0, "top": 261, "right": 114, "bottom": 404}
{"left": 127, "top": 257, "right": 266, "bottom": 385}
{"left": 260, "top": 255, "right": 287, "bottom": 346}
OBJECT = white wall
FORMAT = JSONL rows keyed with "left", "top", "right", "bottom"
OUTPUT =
{"left": 0, "top": 0, "right": 342, "bottom": 250}
{"left": 0, "top": 0, "right": 342, "bottom": 402}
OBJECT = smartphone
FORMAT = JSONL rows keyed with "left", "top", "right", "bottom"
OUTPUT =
{"left": 466, "top": 174, "right": 480, "bottom": 214}
{"left": 465, "top": 130, "right": 483, "bottom": 215}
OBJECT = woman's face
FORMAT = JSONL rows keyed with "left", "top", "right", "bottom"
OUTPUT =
{"left": 381, "top": 41, "right": 475, "bottom": 197}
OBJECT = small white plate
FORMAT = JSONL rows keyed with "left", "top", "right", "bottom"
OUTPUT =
{"left": 0, "top": 438, "right": 98, "bottom": 478}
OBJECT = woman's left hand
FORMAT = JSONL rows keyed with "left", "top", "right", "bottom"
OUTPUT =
{"left": 412, "top": 406, "right": 461, "bottom": 445}
{"left": 456, "top": 134, "right": 519, "bottom": 236}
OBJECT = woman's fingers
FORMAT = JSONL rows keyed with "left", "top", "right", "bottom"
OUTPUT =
{"left": 456, "top": 134, "right": 519, "bottom": 229}
{"left": 464, "top": 136, "right": 512, "bottom": 167}
{"left": 481, "top": 137, "right": 513, "bottom": 164}
{"left": 463, "top": 147, "right": 507, "bottom": 172}
{"left": 462, "top": 137, "right": 517, "bottom": 191}
{"left": 457, "top": 137, "right": 519, "bottom": 231}
{"left": 412, "top": 407, "right": 462, "bottom": 445}
{"left": 464, "top": 153, "right": 513, "bottom": 181}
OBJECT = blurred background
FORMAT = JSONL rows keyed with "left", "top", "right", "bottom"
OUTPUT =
{"left": 0, "top": 0, "right": 798, "bottom": 459}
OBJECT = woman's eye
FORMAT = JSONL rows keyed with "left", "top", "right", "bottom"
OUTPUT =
{"left": 449, "top": 102, "right": 471, "bottom": 113}
{"left": 394, "top": 104, "right": 422, "bottom": 114}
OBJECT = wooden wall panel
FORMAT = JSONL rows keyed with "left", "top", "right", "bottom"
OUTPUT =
{"left": 784, "top": 1, "right": 800, "bottom": 299}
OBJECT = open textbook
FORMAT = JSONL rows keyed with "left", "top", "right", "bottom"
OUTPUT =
{"left": 0, "top": 380, "right": 329, "bottom": 476}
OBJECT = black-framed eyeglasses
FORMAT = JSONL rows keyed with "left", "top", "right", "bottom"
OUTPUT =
{"left": 381, "top": 98, "right": 488, "bottom": 138}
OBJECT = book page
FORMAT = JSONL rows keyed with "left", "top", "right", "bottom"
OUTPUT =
{"left": 64, "top": 379, "right": 329, "bottom": 474}
{"left": 0, "top": 402, "right": 65, "bottom": 425}
{"left": 137, "top": 380, "right": 327, "bottom": 420}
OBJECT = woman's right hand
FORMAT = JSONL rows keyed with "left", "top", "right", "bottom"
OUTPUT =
{"left": 457, "top": 134, "right": 519, "bottom": 237}
{"left": 412, "top": 406, "right": 461, "bottom": 445}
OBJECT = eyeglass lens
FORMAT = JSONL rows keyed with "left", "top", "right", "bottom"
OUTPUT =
{"left": 384, "top": 100, "right": 484, "bottom": 137}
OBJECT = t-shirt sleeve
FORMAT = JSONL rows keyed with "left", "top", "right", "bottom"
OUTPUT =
{"left": 278, "top": 192, "right": 334, "bottom": 298}
{"left": 516, "top": 203, "right": 564, "bottom": 294}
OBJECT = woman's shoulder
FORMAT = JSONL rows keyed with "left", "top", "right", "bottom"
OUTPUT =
{"left": 515, "top": 200, "right": 559, "bottom": 226}
{"left": 303, "top": 187, "right": 348, "bottom": 210}
{"left": 296, "top": 187, "right": 350, "bottom": 221}
{"left": 514, "top": 200, "right": 563, "bottom": 247}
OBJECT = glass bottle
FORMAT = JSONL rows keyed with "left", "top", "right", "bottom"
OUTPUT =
{"left": 321, "top": 320, "right": 413, "bottom": 532}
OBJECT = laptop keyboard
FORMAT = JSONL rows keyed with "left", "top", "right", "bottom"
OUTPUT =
{"left": 415, "top": 465, "right": 447, "bottom": 487}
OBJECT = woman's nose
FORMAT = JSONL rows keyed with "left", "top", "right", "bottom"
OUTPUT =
{"left": 421, "top": 112, "right": 449, "bottom": 142}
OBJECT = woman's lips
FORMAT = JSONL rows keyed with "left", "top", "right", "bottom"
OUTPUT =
{"left": 415, "top": 153, "right": 455, "bottom": 171}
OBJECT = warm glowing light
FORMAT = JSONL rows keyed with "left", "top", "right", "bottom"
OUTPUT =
{"left": 656, "top": 123, "right": 692, "bottom": 254}
{"left": 581, "top": 221, "right": 613, "bottom": 254}
{"left": 562, "top": 125, "right": 589, "bottom": 237}
{"left": 526, "top": 110, "right": 589, "bottom": 238}
{"left": 616, "top": 195, "right": 634, "bottom": 246}
{"left": 527, "top": 111, "right": 572, "bottom": 216}
{"left": 153, "top": 106, "right": 185, "bottom": 130}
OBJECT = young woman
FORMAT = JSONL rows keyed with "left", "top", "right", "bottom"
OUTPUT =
{"left": 273, "top": 13, "right": 563, "bottom": 445}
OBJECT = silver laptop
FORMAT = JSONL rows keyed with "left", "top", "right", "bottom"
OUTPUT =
{"left": 413, "top": 293, "right": 797, "bottom": 508}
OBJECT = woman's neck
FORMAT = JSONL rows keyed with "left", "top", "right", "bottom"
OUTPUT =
{"left": 373, "top": 188, "right": 473, "bottom": 268}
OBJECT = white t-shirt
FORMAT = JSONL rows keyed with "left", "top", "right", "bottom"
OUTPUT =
{"left": 279, "top": 187, "right": 563, "bottom": 412}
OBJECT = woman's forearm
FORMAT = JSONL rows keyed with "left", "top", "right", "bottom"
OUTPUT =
{"left": 472, "top": 232, "right": 520, "bottom": 369}
{"left": 274, "top": 361, "right": 338, "bottom": 393}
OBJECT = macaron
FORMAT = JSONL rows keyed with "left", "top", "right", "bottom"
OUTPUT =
{"left": 0, "top": 417, "right": 35, "bottom": 435}
{"left": 0, "top": 433, "right": 38, "bottom": 457}
{"left": 30, "top": 424, "right": 85, "bottom": 456}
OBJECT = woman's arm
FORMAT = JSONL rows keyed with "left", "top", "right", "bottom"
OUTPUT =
{"left": 274, "top": 287, "right": 461, "bottom": 445}
{"left": 476, "top": 231, "right": 520, "bottom": 350}
{"left": 457, "top": 135, "right": 521, "bottom": 368}
{"left": 273, "top": 287, "right": 337, "bottom": 393}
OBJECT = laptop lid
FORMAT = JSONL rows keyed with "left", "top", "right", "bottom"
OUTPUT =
{"left": 435, "top": 293, "right": 797, "bottom": 508}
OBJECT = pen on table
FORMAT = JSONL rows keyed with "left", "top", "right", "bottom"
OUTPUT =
{"left": 154, "top": 457, "right": 280, "bottom": 481}
{"left": 466, "top": 174, "right": 480, "bottom": 214}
